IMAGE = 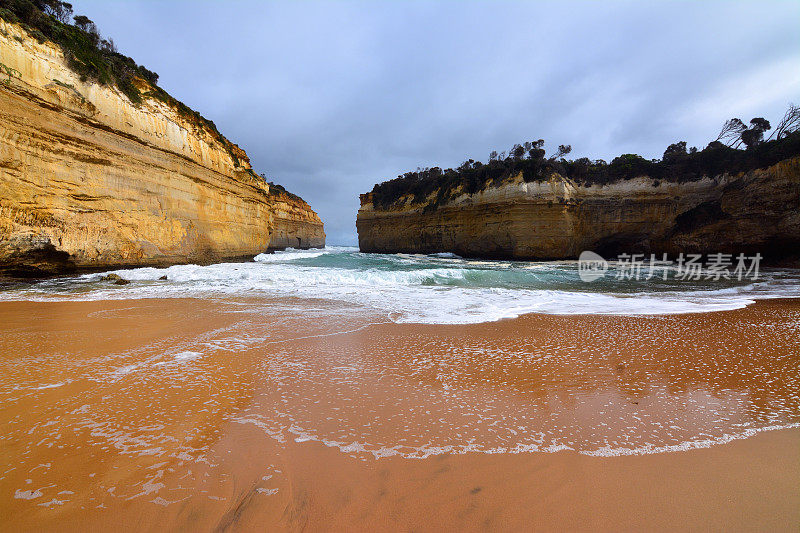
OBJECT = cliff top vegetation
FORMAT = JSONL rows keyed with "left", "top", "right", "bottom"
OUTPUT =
{"left": 370, "top": 106, "right": 800, "bottom": 210}
{"left": 0, "top": 0, "right": 158, "bottom": 104}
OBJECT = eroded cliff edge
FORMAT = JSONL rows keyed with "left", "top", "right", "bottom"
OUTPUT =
{"left": 357, "top": 157, "right": 800, "bottom": 263}
{"left": 0, "top": 20, "right": 324, "bottom": 276}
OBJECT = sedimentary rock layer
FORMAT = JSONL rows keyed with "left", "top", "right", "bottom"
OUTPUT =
{"left": 357, "top": 158, "right": 800, "bottom": 262}
{"left": 0, "top": 20, "right": 324, "bottom": 275}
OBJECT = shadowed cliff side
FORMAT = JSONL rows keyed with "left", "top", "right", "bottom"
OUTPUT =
{"left": 357, "top": 156, "right": 800, "bottom": 264}
{"left": 358, "top": 102, "right": 800, "bottom": 264}
{"left": 0, "top": 19, "right": 324, "bottom": 276}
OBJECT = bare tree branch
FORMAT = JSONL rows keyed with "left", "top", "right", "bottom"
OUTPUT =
{"left": 768, "top": 104, "right": 800, "bottom": 141}
{"left": 714, "top": 118, "right": 746, "bottom": 147}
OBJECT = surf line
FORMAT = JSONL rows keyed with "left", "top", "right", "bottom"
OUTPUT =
{"left": 261, "top": 320, "right": 393, "bottom": 346}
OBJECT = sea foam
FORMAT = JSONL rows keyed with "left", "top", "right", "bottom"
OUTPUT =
{"left": 2, "top": 247, "right": 799, "bottom": 324}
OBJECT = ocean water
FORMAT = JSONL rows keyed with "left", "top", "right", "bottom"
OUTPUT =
{"left": 2, "top": 246, "right": 800, "bottom": 324}
{"left": 1, "top": 246, "right": 799, "bottom": 490}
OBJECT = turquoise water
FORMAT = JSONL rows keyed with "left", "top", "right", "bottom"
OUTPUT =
{"left": 2, "top": 246, "right": 800, "bottom": 323}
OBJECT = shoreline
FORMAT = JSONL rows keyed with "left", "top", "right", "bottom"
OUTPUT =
{"left": 176, "top": 424, "right": 800, "bottom": 532}
{"left": 1, "top": 297, "right": 798, "bottom": 531}
{"left": 3, "top": 248, "right": 799, "bottom": 282}
{"left": 0, "top": 245, "right": 329, "bottom": 281}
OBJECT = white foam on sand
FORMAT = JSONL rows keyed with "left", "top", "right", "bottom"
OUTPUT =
{"left": 173, "top": 351, "right": 203, "bottom": 362}
{"left": 2, "top": 247, "right": 799, "bottom": 324}
{"left": 14, "top": 488, "right": 43, "bottom": 500}
{"left": 234, "top": 418, "right": 800, "bottom": 460}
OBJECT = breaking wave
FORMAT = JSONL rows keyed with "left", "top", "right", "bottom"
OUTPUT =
{"left": 2, "top": 246, "right": 799, "bottom": 324}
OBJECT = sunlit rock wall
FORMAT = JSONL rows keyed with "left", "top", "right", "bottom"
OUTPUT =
{"left": 0, "top": 20, "right": 324, "bottom": 275}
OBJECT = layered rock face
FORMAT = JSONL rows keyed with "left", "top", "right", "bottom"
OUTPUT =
{"left": 0, "top": 20, "right": 324, "bottom": 275}
{"left": 357, "top": 157, "right": 800, "bottom": 262}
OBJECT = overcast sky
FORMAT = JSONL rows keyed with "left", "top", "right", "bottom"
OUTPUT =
{"left": 76, "top": 0, "right": 800, "bottom": 245}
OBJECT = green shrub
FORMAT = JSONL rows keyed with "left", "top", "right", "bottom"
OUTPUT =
{"left": 0, "top": 60, "right": 21, "bottom": 85}
{"left": 0, "top": 6, "right": 18, "bottom": 23}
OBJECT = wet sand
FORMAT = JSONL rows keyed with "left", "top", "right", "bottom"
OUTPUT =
{"left": 0, "top": 298, "right": 798, "bottom": 531}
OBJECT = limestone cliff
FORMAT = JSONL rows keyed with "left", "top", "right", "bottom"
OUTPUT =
{"left": 357, "top": 157, "right": 800, "bottom": 263}
{"left": 0, "top": 20, "right": 324, "bottom": 276}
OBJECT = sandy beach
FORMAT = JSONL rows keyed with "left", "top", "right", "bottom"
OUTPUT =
{"left": 1, "top": 297, "right": 798, "bottom": 531}
{"left": 2, "top": 0, "right": 798, "bottom": 530}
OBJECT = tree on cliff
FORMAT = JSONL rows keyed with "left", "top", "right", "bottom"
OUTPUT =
{"left": 527, "top": 139, "right": 545, "bottom": 160}
{"left": 370, "top": 105, "right": 800, "bottom": 209}
{"left": 72, "top": 14, "right": 96, "bottom": 39}
{"left": 0, "top": 0, "right": 162, "bottom": 99}
{"left": 38, "top": 0, "right": 72, "bottom": 23}
{"left": 714, "top": 118, "right": 747, "bottom": 146}
{"left": 769, "top": 104, "right": 800, "bottom": 140}
{"left": 663, "top": 141, "right": 688, "bottom": 163}
{"left": 740, "top": 118, "right": 771, "bottom": 149}
{"left": 550, "top": 144, "right": 572, "bottom": 161}
{"left": 715, "top": 116, "right": 772, "bottom": 149}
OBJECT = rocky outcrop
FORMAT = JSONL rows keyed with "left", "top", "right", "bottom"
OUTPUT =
{"left": 267, "top": 195, "right": 327, "bottom": 251}
{"left": 0, "top": 20, "right": 324, "bottom": 276}
{"left": 357, "top": 158, "right": 800, "bottom": 263}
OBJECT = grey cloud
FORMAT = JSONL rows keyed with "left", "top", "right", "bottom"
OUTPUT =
{"left": 76, "top": 0, "right": 800, "bottom": 244}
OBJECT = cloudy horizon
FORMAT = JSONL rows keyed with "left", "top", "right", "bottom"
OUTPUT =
{"left": 75, "top": 0, "right": 800, "bottom": 245}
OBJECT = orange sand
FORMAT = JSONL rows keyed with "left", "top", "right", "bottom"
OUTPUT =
{"left": 0, "top": 298, "right": 798, "bottom": 531}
